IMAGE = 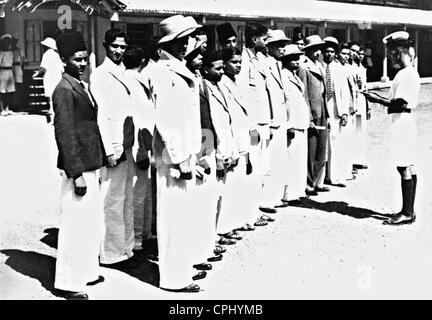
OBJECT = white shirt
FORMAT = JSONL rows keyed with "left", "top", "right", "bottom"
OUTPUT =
{"left": 40, "top": 48, "right": 64, "bottom": 98}
{"left": 90, "top": 57, "right": 133, "bottom": 157}
{"left": 389, "top": 65, "right": 420, "bottom": 111}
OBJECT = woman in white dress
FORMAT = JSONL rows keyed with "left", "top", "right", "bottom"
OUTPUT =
{"left": 363, "top": 31, "right": 419, "bottom": 226}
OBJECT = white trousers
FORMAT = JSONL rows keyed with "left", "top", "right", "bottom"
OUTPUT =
{"left": 328, "top": 117, "right": 352, "bottom": 183}
{"left": 285, "top": 130, "right": 308, "bottom": 201}
{"left": 156, "top": 162, "right": 197, "bottom": 290}
{"left": 54, "top": 170, "right": 104, "bottom": 292}
{"left": 352, "top": 113, "right": 368, "bottom": 165}
{"left": 99, "top": 148, "right": 135, "bottom": 264}
{"left": 261, "top": 128, "right": 288, "bottom": 207}
{"left": 132, "top": 166, "right": 153, "bottom": 249}
{"left": 193, "top": 163, "right": 218, "bottom": 262}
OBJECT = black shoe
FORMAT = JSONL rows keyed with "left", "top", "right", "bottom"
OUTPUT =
{"left": 100, "top": 258, "right": 139, "bottom": 270}
{"left": 259, "top": 206, "right": 277, "bottom": 214}
{"left": 353, "top": 164, "right": 368, "bottom": 169}
{"left": 213, "top": 245, "right": 226, "bottom": 254}
{"left": 207, "top": 254, "right": 223, "bottom": 262}
{"left": 193, "top": 263, "right": 212, "bottom": 271}
{"left": 315, "top": 186, "right": 330, "bottom": 192}
{"left": 305, "top": 189, "right": 318, "bottom": 196}
{"left": 86, "top": 275, "right": 105, "bottom": 286}
{"left": 56, "top": 289, "right": 88, "bottom": 300}
{"left": 192, "top": 271, "right": 207, "bottom": 281}
{"left": 161, "top": 284, "right": 200, "bottom": 293}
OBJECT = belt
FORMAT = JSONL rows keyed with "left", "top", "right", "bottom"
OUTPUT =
{"left": 0, "top": 66, "right": 12, "bottom": 70}
{"left": 13, "top": 62, "right": 20, "bottom": 66}
{"left": 388, "top": 108, "right": 411, "bottom": 114}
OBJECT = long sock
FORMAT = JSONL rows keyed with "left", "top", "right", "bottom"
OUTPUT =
{"left": 401, "top": 178, "right": 413, "bottom": 216}
{"left": 411, "top": 174, "right": 417, "bottom": 213}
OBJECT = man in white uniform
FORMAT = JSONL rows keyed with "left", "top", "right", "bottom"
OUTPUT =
{"left": 90, "top": 29, "right": 136, "bottom": 268}
{"left": 150, "top": 15, "right": 203, "bottom": 292}
{"left": 363, "top": 31, "right": 419, "bottom": 226}
{"left": 123, "top": 46, "right": 156, "bottom": 250}
{"left": 280, "top": 45, "right": 310, "bottom": 203}
{"left": 322, "top": 37, "right": 351, "bottom": 187}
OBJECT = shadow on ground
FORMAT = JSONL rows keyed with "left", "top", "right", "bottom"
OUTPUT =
{"left": 107, "top": 238, "right": 160, "bottom": 287}
{"left": 0, "top": 249, "right": 58, "bottom": 297}
{"left": 291, "top": 197, "right": 393, "bottom": 220}
{"left": 40, "top": 228, "right": 58, "bottom": 249}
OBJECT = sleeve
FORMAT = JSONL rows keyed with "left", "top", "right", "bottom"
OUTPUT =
{"left": 152, "top": 69, "right": 192, "bottom": 165}
{"left": 297, "top": 67, "right": 313, "bottom": 121}
{"left": 53, "top": 86, "right": 86, "bottom": 178}
{"left": 90, "top": 71, "right": 115, "bottom": 157}
{"left": 40, "top": 50, "right": 50, "bottom": 69}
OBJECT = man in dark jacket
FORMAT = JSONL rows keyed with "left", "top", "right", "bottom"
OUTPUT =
{"left": 52, "top": 32, "right": 106, "bottom": 300}
{"left": 298, "top": 35, "right": 330, "bottom": 195}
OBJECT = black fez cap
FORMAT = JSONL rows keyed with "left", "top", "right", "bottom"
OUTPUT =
{"left": 202, "top": 50, "right": 223, "bottom": 67}
{"left": 57, "top": 32, "right": 87, "bottom": 59}
{"left": 217, "top": 23, "right": 236, "bottom": 42}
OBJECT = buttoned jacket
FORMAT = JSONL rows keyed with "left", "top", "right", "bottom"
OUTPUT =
{"left": 203, "top": 78, "right": 236, "bottom": 161}
{"left": 322, "top": 60, "right": 350, "bottom": 118}
{"left": 298, "top": 56, "right": 329, "bottom": 120}
{"left": 265, "top": 56, "right": 289, "bottom": 127}
{"left": 237, "top": 47, "right": 272, "bottom": 127}
{"left": 90, "top": 57, "right": 134, "bottom": 158}
{"left": 150, "top": 50, "right": 201, "bottom": 166}
{"left": 282, "top": 68, "right": 311, "bottom": 131}
{"left": 52, "top": 73, "right": 105, "bottom": 178}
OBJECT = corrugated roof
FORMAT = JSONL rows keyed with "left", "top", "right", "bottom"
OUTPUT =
{"left": 122, "top": 0, "right": 432, "bottom": 27}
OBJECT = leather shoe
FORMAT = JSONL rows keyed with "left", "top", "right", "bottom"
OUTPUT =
{"left": 161, "top": 283, "right": 200, "bottom": 293}
{"left": 56, "top": 289, "right": 88, "bottom": 300}
{"left": 259, "top": 206, "right": 277, "bottom": 214}
{"left": 315, "top": 186, "right": 330, "bottom": 192}
{"left": 207, "top": 254, "right": 223, "bottom": 262}
{"left": 193, "top": 263, "right": 212, "bottom": 271}
{"left": 213, "top": 245, "right": 226, "bottom": 254}
{"left": 192, "top": 271, "right": 207, "bottom": 281}
{"left": 305, "top": 189, "right": 318, "bottom": 196}
{"left": 86, "top": 275, "right": 105, "bottom": 286}
{"left": 218, "top": 236, "right": 237, "bottom": 245}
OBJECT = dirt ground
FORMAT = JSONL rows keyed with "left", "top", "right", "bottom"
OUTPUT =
{"left": 1, "top": 85, "right": 432, "bottom": 300}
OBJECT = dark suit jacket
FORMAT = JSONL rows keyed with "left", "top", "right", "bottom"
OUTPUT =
{"left": 52, "top": 73, "right": 105, "bottom": 178}
{"left": 298, "top": 59, "right": 329, "bottom": 121}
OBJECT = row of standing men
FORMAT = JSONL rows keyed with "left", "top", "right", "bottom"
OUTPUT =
{"left": 51, "top": 15, "right": 371, "bottom": 298}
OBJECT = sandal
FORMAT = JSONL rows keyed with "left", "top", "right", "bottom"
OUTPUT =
{"left": 254, "top": 219, "right": 268, "bottom": 227}
{"left": 260, "top": 214, "right": 275, "bottom": 222}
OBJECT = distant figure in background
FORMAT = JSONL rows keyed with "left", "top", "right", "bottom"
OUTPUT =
{"left": 52, "top": 31, "right": 105, "bottom": 300}
{"left": 11, "top": 36, "right": 26, "bottom": 109}
{"left": 0, "top": 34, "right": 15, "bottom": 116}
{"left": 217, "top": 23, "right": 237, "bottom": 49}
{"left": 33, "top": 37, "right": 64, "bottom": 122}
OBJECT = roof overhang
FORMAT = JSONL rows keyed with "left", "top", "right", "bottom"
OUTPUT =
{"left": 3, "top": 0, "right": 126, "bottom": 19}
{"left": 122, "top": 0, "right": 432, "bottom": 27}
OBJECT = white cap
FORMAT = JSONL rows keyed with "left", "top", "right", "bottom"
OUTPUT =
{"left": 41, "top": 37, "right": 57, "bottom": 50}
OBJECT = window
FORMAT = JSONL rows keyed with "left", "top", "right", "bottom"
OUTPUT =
{"left": 304, "top": 25, "right": 318, "bottom": 37}
{"left": 237, "top": 25, "right": 246, "bottom": 49}
{"left": 25, "top": 20, "right": 43, "bottom": 64}
{"left": 126, "top": 23, "right": 155, "bottom": 47}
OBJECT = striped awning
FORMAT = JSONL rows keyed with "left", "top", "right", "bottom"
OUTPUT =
{"left": 122, "top": 0, "right": 432, "bottom": 27}
{"left": 9, "top": 0, "right": 126, "bottom": 17}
